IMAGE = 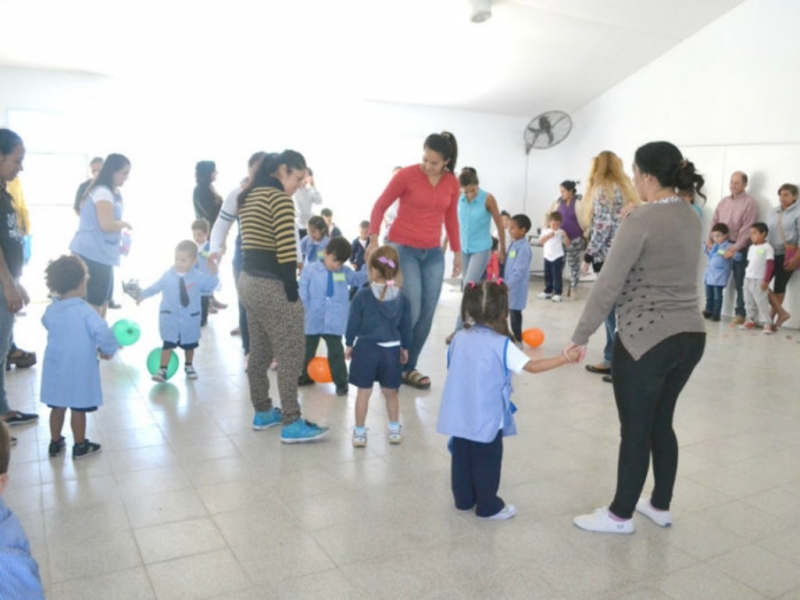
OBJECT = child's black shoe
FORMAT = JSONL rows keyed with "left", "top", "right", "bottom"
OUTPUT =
{"left": 48, "top": 436, "right": 66, "bottom": 458}
{"left": 72, "top": 439, "right": 101, "bottom": 460}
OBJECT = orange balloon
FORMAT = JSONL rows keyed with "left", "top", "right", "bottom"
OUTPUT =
{"left": 307, "top": 356, "right": 333, "bottom": 383}
{"left": 522, "top": 328, "right": 545, "bottom": 348}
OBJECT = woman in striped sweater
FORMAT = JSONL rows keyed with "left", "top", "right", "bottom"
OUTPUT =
{"left": 238, "top": 151, "right": 328, "bottom": 444}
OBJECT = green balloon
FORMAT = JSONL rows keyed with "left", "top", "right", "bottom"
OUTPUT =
{"left": 146, "top": 348, "right": 179, "bottom": 380}
{"left": 112, "top": 319, "right": 141, "bottom": 346}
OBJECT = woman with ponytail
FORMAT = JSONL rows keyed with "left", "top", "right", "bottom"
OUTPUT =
{"left": 369, "top": 132, "right": 462, "bottom": 389}
{"left": 567, "top": 141, "right": 706, "bottom": 534}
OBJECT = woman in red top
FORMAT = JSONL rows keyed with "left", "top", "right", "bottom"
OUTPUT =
{"left": 369, "top": 132, "right": 462, "bottom": 389}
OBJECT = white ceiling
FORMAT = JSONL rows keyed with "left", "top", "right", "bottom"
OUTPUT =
{"left": 0, "top": 0, "right": 746, "bottom": 118}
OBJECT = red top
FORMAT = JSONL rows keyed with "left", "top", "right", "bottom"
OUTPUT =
{"left": 370, "top": 165, "right": 461, "bottom": 252}
{"left": 486, "top": 251, "right": 500, "bottom": 281}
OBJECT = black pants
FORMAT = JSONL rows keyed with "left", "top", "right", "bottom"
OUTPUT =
{"left": 201, "top": 296, "right": 210, "bottom": 326}
{"left": 509, "top": 310, "right": 523, "bottom": 342}
{"left": 301, "top": 334, "right": 348, "bottom": 390}
{"left": 544, "top": 256, "right": 564, "bottom": 295}
{"left": 609, "top": 332, "right": 706, "bottom": 519}
{"left": 451, "top": 430, "right": 505, "bottom": 517}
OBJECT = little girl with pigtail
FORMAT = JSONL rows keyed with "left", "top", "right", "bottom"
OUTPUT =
{"left": 345, "top": 246, "right": 412, "bottom": 447}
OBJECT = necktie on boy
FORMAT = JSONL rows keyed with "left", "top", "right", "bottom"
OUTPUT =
{"left": 326, "top": 271, "right": 334, "bottom": 298}
{"left": 179, "top": 277, "right": 190, "bottom": 307}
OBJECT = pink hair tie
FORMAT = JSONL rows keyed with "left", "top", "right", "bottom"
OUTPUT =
{"left": 378, "top": 256, "right": 396, "bottom": 268}
{"left": 386, "top": 279, "right": 396, "bottom": 287}
{"left": 467, "top": 281, "right": 477, "bottom": 289}
{"left": 495, "top": 277, "right": 504, "bottom": 285}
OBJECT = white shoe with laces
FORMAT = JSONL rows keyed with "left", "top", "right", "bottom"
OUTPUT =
{"left": 479, "top": 504, "right": 517, "bottom": 520}
{"left": 552, "top": 295, "right": 563, "bottom": 303}
{"left": 635, "top": 498, "right": 672, "bottom": 527}
{"left": 573, "top": 507, "right": 634, "bottom": 534}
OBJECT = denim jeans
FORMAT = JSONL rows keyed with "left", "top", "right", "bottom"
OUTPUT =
{"left": 0, "top": 285, "right": 16, "bottom": 415}
{"left": 391, "top": 244, "right": 445, "bottom": 372}
{"left": 455, "top": 249, "right": 491, "bottom": 331}
{"left": 609, "top": 332, "right": 706, "bottom": 518}
{"left": 544, "top": 256, "right": 564, "bottom": 295}
{"left": 732, "top": 255, "right": 747, "bottom": 317}
{"left": 603, "top": 310, "right": 616, "bottom": 366}
{"left": 705, "top": 284, "right": 724, "bottom": 317}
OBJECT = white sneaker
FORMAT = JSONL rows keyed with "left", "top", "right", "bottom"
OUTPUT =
{"left": 352, "top": 428, "right": 367, "bottom": 448}
{"left": 635, "top": 498, "right": 672, "bottom": 527}
{"left": 479, "top": 504, "right": 517, "bottom": 520}
{"left": 387, "top": 424, "right": 403, "bottom": 444}
{"left": 573, "top": 507, "right": 634, "bottom": 534}
{"left": 552, "top": 295, "right": 563, "bottom": 303}
{"left": 537, "top": 292, "right": 552, "bottom": 300}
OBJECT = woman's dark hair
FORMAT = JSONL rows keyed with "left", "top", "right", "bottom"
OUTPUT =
{"left": 238, "top": 150, "right": 306, "bottom": 207}
{"left": 560, "top": 180, "right": 577, "bottom": 194}
{"left": 325, "top": 237, "right": 351, "bottom": 263}
{"left": 45, "top": 255, "right": 88, "bottom": 296}
{"left": 0, "top": 129, "right": 23, "bottom": 156}
{"left": 461, "top": 280, "right": 513, "bottom": 339}
{"left": 86, "top": 154, "right": 130, "bottom": 198}
{"left": 424, "top": 131, "right": 458, "bottom": 173}
{"left": 458, "top": 167, "right": 479, "bottom": 187}
{"left": 711, "top": 223, "right": 729, "bottom": 235}
{"left": 195, "top": 161, "right": 216, "bottom": 187}
{"left": 248, "top": 151, "right": 267, "bottom": 168}
{"left": 779, "top": 183, "right": 799, "bottom": 197}
{"left": 307, "top": 215, "right": 328, "bottom": 237}
{"left": 634, "top": 142, "right": 705, "bottom": 199}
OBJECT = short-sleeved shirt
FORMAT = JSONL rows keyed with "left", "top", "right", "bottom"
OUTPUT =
{"left": 0, "top": 183, "right": 24, "bottom": 279}
{"left": 745, "top": 242, "right": 775, "bottom": 280}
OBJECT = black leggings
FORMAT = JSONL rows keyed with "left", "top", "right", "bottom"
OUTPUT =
{"left": 609, "top": 332, "right": 706, "bottom": 519}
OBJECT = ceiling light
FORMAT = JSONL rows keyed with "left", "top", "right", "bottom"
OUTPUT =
{"left": 469, "top": 0, "right": 491, "bottom": 23}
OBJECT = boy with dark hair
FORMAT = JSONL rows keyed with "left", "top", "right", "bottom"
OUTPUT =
{"left": 298, "top": 237, "right": 367, "bottom": 395}
{"left": 537, "top": 211, "right": 570, "bottom": 302}
{"left": 505, "top": 214, "right": 533, "bottom": 342}
{"left": 320, "top": 208, "right": 342, "bottom": 238}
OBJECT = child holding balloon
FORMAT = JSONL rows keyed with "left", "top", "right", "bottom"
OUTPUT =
{"left": 345, "top": 245, "right": 412, "bottom": 447}
{"left": 437, "top": 280, "right": 579, "bottom": 519}
{"left": 138, "top": 240, "right": 219, "bottom": 382}
{"left": 41, "top": 255, "right": 119, "bottom": 459}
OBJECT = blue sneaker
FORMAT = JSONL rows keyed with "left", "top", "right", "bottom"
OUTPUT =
{"left": 252, "top": 408, "right": 282, "bottom": 430}
{"left": 281, "top": 418, "right": 329, "bottom": 444}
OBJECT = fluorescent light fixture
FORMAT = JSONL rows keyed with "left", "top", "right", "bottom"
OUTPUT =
{"left": 469, "top": 0, "right": 491, "bottom": 23}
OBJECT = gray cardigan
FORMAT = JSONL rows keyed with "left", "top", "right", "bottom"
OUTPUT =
{"left": 572, "top": 199, "right": 705, "bottom": 360}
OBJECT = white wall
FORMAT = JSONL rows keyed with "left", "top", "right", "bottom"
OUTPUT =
{"left": 526, "top": 0, "right": 800, "bottom": 323}
{"left": 0, "top": 67, "right": 529, "bottom": 299}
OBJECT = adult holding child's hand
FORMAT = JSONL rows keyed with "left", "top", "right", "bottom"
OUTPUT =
{"left": 568, "top": 142, "right": 707, "bottom": 535}
{"left": 369, "top": 132, "right": 461, "bottom": 390}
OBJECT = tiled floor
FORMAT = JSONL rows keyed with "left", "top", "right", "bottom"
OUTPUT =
{"left": 6, "top": 281, "right": 800, "bottom": 599}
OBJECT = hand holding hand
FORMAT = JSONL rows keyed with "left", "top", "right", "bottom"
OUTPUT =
{"left": 760, "top": 281, "right": 768, "bottom": 291}
{"left": 562, "top": 342, "right": 586, "bottom": 364}
{"left": 451, "top": 252, "right": 462, "bottom": 278}
{"left": 345, "top": 346, "right": 353, "bottom": 361}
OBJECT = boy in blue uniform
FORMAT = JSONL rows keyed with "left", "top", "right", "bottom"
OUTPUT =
{"left": 505, "top": 214, "right": 533, "bottom": 342}
{"left": 298, "top": 237, "right": 367, "bottom": 395}
{"left": 138, "top": 240, "right": 219, "bottom": 382}
{"left": 299, "top": 216, "right": 329, "bottom": 265}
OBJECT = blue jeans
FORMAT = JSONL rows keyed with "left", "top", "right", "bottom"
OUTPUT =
{"left": 0, "top": 286, "right": 16, "bottom": 415}
{"left": 544, "top": 256, "right": 564, "bottom": 295}
{"left": 455, "top": 249, "right": 491, "bottom": 331}
{"left": 391, "top": 244, "right": 445, "bottom": 373}
{"left": 732, "top": 255, "right": 747, "bottom": 317}
{"left": 705, "top": 284, "right": 724, "bottom": 317}
{"left": 603, "top": 310, "right": 616, "bottom": 366}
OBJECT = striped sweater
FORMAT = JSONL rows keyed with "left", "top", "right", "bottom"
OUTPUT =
{"left": 240, "top": 184, "right": 299, "bottom": 300}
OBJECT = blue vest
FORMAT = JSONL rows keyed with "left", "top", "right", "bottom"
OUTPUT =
{"left": 458, "top": 189, "right": 493, "bottom": 254}
{"left": 437, "top": 326, "right": 517, "bottom": 443}
{"left": 704, "top": 240, "right": 734, "bottom": 287}
{"left": 69, "top": 186, "right": 123, "bottom": 266}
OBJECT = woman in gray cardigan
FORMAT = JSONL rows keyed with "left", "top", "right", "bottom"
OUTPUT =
{"left": 566, "top": 141, "right": 706, "bottom": 534}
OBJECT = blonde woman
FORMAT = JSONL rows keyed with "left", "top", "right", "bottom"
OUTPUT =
{"left": 580, "top": 151, "right": 640, "bottom": 380}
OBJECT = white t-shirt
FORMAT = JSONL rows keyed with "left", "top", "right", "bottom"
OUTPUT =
{"left": 506, "top": 341, "right": 530, "bottom": 374}
{"left": 89, "top": 186, "right": 114, "bottom": 205}
{"left": 540, "top": 227, "right": 566, "bottom": 261}
{"left": 745, "top": 242, "right": 775, "bottom": 280}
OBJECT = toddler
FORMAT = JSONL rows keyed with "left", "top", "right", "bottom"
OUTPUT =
{"left": 741, "top": 222, "right": 775, "bottom": 333}
{"left": 437, "top": 280, "right": 578, "bottom": 519}
{"left": 537, "top": 211, "right": 570, "bottom": 302}
{"left": 0, "top": 423, "right": 45, "bottom": 598}
{"left": 299, "top": 215, "right": 329, "bottom": 264}
{"left": 192, "top": 218, "right": 216, "bottom": 326}
{"left": 504, "top": 214, "right": 533, "bottom": 342}
{"left": 298, "top": 237, "right": 368, "bottom": 395}
{"left": 138, "top": 240, "right": 219, "bottom": 380}
{"left": 345, "top": 246, "right": 411, "bottom": 447}
{"left": 703, "top": 223, "right": 733, "bottom": 321}
{"left": 41, "top": 255, "right": 118, "bottom": 459}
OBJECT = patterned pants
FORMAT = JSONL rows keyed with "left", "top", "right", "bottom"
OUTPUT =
{"left": 565, "top": 237, "right": 587, "bottom": 289}
{"left": 238, "top": 273, "right": 305, "bottom": 424}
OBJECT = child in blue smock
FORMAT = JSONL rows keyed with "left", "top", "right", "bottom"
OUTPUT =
{"left": 703, "top": 222, "right": 733, "bottom": 322}
{"left": 0, "top": 423, "right": 45, "bottom": 598}
{"left": 505, "top": 214, "right": 533, "bottom": 342}
{"left": 192, "top": 218, "right": 221, "bottom": 326}
{"left": 138, "top": 240, "right": 219, "bottom": 382}
{"left": 345, "top": 245, "right": 412, "bottom": 447}
{"left": 299, "top": 215, "right": 330, "bottom": 265}
{"left": 41, "top": 255, "right": 119, "bottom": 460}
{"left": 437, "top": 280, "right": 579, "bottom": 520}
{"left": 298, "top": 237, "right": 368, "bottom": 396}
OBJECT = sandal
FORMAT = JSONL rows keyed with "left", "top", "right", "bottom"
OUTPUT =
{"left": 7, "top": 349, "right": 36, "bottom": 369}
{"left": 402, "top": 370, "right": 431, "bottom": 390}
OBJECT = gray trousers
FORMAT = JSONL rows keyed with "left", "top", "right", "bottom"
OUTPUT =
{"left": 743, "top": 277, "right": 771, "bottom": 325}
